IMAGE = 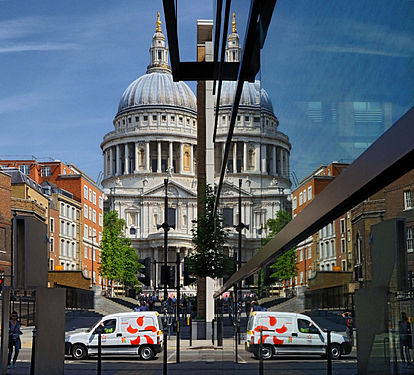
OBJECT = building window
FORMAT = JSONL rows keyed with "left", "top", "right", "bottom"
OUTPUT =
{"left": 222, "top": 208, "right": 234, "bottom": 227}
{"left": 60, "top": 220, "right": 64, "bottom": 235}
{"left": 50, "top": 218, "right": 54, "bottom": 233}
{"left": 300, "top": 272, "right": 303, "bottom": 284}
{"left": 308, "top": 269, "right": 312, "bottom": 280}
{"left": 84, "top": 245, "right": 88, "bottom": 259}
{"left": 89, "top": 207, "right": 92, "bottom": 220}
{"left": 60, "top": 240, "right": 65, "bottom": 256}
{"left": 99, "top": 196, "right": 103, "bottom": 209}
{"left": 171, "top": 115, "right": 175, "bottom": 122}
{"left": 93, "top": 192, "right": 96, "bottom": 205}
{"left": 143, "top": 115, "right": 148, "bottom": 121}
{"left": 135, "top": 116, "right": 139, "bottom": 122}
{"left": 299, "top": 248, "right": 303, "bottom": 262}
{"left": 152, "top": 115, "right": 157, "bottom": 121}
{"left": 407, "top": 227, "right": 413, "bottom": 253}
{"left": 84, "top": 185, "right": 88, "bottom": 199}
{"left": 89, "top": 189, "right": 92, "bottom": 202}
{"left": 340, "top": 218, "right": 345, "bottom": 234}
{"left": 50, "top": 259, "right": 54, "bottom": 271}
{"left": 41, "top": 167, "right": 51, "bottom": 177}
{"left": 245, "top": 116, "right": 250, "bottom": 122}
{"left": 93, "top": 209, "right": 96, "bottom": 223}
{"left": 84, "top": 204, "right": 88, "bottom": 218}
{"left": 342, "top": 260, "right": 347, "bottom": 271}
{"left": 299, "top": 192, "right": 303, "bottom": 206}
{"left": 128, "top": 117, "right": 131, "bottom": 123}
{"left": 293, "top": 197, "right": 297, "bottom": 210}
{"left": 331, "top": 240, "right": 335, "bottom": 257}
{"left": 50, "top": 238, "right": 54, "bottom": 252}
{"left": 99, "top": 214, "right": 103, "bottom": 227}
{"left": 19, "top": 165, "right": 30, "bottom": 174}
{"left": 404, "top": 190, "right": 412, "bottom": 209}
{"left": 308, "top": 186, "right": 312, "bottom": 200}
{"left": 341, "top": 238, "right": 346, "bottom": 253}
{"left": 84, "top": 224, "right": 88, "bottom": 238}
{"left": 308, "top": 246, "right": 312, "bottom": 259}
{"left": 303, "top": 189, "right": 307, "bottom": 203}
{"left": 320, "top": 242, "right": 324, "bottom": 259}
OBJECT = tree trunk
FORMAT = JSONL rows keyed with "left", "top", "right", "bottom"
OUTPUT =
{"left": 197, "top": 277, "right": 206, "bottom": 319}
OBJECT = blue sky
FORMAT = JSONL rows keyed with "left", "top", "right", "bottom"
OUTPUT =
{"left": 1, "top": 1, "right": 413, "bottom": 184}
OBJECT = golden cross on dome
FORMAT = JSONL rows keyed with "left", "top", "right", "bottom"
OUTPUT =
{"left": 156, "top": 11, "right": 162, "bottom": 32}
{"left": 232, "top": 12, "right": 237, "bottom": 33}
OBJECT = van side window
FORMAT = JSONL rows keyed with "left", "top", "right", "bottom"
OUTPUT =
{"left": 298, "top": 319, "right": 319, "bottom": 334}
{"left": 101, "top": 319, "right": 116, "bottom": 334}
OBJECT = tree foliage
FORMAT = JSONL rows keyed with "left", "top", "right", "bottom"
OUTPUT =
{"left": 100, "top": 211, "right": 141, "bottom": 288}
{"left": 188, "top": 184, "right": 233, "bottom": 279}
{"left": 261, "top": 210, "right": 297, "bottom": 285}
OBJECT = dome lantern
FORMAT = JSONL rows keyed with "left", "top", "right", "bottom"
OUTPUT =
{"left": 226, "top": 13, "right": 241, "bottom": 63}
{"left": 147, "top": 12, "right": 171, "bottom": 74}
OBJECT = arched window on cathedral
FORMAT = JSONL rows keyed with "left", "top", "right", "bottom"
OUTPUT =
{"left": 248, "top": 148, "right": 255, "bottom": 170}
{"left": 183, "top": 146, "right": 191, "bottom": 172}
{"left": 138, "top": 148, "right": 145, "bottom": 170}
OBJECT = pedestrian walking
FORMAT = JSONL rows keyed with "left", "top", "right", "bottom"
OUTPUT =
{"left": 8, "top": 311, "right": 22, "bottom": 369}
{"left": 399, "top": 312, "right": 412, "bottom": 367}
{"left": 342, "top": 311, "right": 354, "bottom": 344}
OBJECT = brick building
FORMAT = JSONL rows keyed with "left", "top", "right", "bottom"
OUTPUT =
{"left": 0, "top": 160, "right": 104, "bottom": 289}
{"left": 0, "top": 171, "right": 12, "bottom": 284}
{"left": 291, "top": 162, "right": 349, "bottom": 291}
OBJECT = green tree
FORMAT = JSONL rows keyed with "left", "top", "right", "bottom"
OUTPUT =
{"left": 261, "top": 210, "right": 297, "bottom": 286}
{"left": 188, "top": 184, "right": 233, "bottom": 278}
{"left": 100, "top": 211, "right": 141, "bottom": 289}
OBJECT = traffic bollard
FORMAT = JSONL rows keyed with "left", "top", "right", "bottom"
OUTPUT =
{"left": 97, "top": 332, "right": 102, "bottom": 375}
{"left": 259, "top": 327, "right": 264, "bottom": 375}
{"left": 212, "top": 318, "right": 215, "bottom": 345}
{"left": 327, "top": 330, "right": 332, "bottom": 375}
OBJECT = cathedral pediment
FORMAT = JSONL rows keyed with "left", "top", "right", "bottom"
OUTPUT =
{"left": 220, "top": 181, "right": 251, "bottom": 198}
{"left": 142, "top": 180, "right": 197, "bottom": 198}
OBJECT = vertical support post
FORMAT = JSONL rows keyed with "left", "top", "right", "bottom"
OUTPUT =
{"left": 212, "top": 319, "right": 215, "bottom": 345}
{"left": 176, "top": 249, "right": 180, "bottom": 363}
{"left": 162, "top": 178, "right": 169, "bottom": 375}
{"left": 189, "top": 315, "right": 192, "bottom": 347}
{"left": 30, "top": 328, "right": 36, "bottom": 375}
{"left": 327, "top": 330, "right": 332, "bottom": 375}
{"left": 217, "top": 297, "right": 223, "bottom": 347}
{"left": 259, "top": 327, "right": 263, "bottom": 375}
{"left": 97, "top": 332, "right": 102, "bottom": 375}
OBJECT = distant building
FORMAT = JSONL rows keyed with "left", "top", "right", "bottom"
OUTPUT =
{"left": 0, "top": 159, "right": 104, "bottom": 289}
{"left": 0, "top": 171, "right": 12, "bottom": 284}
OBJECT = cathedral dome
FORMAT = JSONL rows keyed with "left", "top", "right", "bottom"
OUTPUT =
{"left": 219, "top": 80, "right": 274, "bottom": 114}
{"left": 117, "top": 72, "right": 196, "bottom": 114}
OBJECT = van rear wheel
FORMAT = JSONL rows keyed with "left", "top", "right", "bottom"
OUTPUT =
{"left": 140, "top": 345, "right": 155, "bottom": 360}
{"left": 71, "top": 344, "right": 87, "bottom": 360}
{"left": 260, "top": 345, "right": 273, "bottom": 360}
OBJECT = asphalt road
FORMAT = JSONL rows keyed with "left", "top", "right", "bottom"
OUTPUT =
{"left": 10, "top": 346, "right": 358, "bottom": 375}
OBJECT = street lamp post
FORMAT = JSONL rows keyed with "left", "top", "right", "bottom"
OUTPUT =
{"left": 234, "top": 179, "right": 249, "bottom": 362}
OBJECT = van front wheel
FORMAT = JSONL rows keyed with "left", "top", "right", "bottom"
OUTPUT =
{"left": 329, "top": 344, "right": 342, "bottom": 359}
{"left": 71, "top": 344, "right": 87, "bottom": 360}
{"left": 140, "top": 345, "right": 155, "bottom": 360}
{"left": 260, "top": 345, "right": 273, "bottom": 360}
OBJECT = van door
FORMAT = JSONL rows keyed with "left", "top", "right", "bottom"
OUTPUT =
{"left": 296, "top": 318, "right": 325, "bottom": 354}
{"left": 96, "top": 318, "right": 118, "bottom": 354}
{"left": 119, "top": 316, "right": 141, "bottom": 354}
{"left": 254, "top": 315, "right": 297, "bottom": 354}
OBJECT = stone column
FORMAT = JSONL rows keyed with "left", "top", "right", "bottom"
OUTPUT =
{"left": 272, "top": 145, "right": 276, "bottom": 176}
{"left": 261, "top": 144, "right": 267, "bottom": 173}
{"left": 146, "top": 142, "right": 150, "bottom": 172}
{"left": 124, "top": 143, "right": 129, "bottom": 174}
{"left": 169, "top": 142, "right": 173, "bottom": 171}
{"left": 179, "top": 143, "right": 184, "bottom": 173}
{"left": 116, "top": 144, "right": 121, "bottom": 176}
{"left": 286, "top": 150, "right": 290, "bottom": 178}
{"left": 232, "top": 142, "right": 237, "bottom": 173}
{"left": 157, "top": 141, "right": 162, "bottom": 172}
{"left": 190, "top": 144, "right": 194, "bottom": 174}
{"left": 109, "top": 147, "right": 114, "bottom": 176}
{"left": 243, "top": 142, "right": 247, "bottom": 172}
{"left": 255, "top": 143, "right": 260, "bottom": 172}
{"left": 134, "top": 142, "right": 139, "bottom": 173}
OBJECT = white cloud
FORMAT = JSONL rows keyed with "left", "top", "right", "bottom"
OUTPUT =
{"left": 0, "top": 93, "right": 47, "bottom": 114}
{"left": 0, "top": 42, "right": 80, "bottom": 53}
{"left": 306, "top": 45, "right": 412, "bottom": 58}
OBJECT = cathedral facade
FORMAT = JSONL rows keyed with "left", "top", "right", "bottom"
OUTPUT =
{"left": 100, "top": 15, "right": 292, "bottom": 294}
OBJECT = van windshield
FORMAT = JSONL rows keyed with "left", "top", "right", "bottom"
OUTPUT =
{"left": 247, "top": 316, "right": 254, "bottom": 331}
{"left": 87, "top": 318, "right": 101, "bottom": 333}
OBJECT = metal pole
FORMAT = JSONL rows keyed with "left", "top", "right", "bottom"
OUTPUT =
{"left": 163, "top": 178, "right": 169, "bottom": 375}
{"left": 97, "top": 332, "right": 102, "bottom": 375}
{"left": 327, "top": 330, "right": 332, "bottom": 375}
{"left": 176, "top": 249, "right": 180, "bottom": 363}
{"left": 189, "top": 315, "right": 192, "bottom": 347}
{"left": 30, "top": 328, "right": 36, "bottom": 375}
{"left": 212, "top": 319, "right": 215, "bottom": 345}
{"left": 259, "top": 327, "right": 263, "bottom": 375}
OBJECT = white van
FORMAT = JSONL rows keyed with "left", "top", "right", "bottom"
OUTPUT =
{"left": 65, "top": 311, "right": 164, "bottom": 360}
{"left": 245, "top": 312, "right": 352, "bottom": 359}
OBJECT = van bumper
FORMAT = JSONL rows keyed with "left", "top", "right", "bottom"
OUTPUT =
{"left": 65, "top": 342, "right": 72, "bottom": 355}
{"left": 153, "top": 344, "right": 162, "bottom": 354}
{"left": 245, "top": 342, "right": 259, "bottom": 355}
{"left": 341, "top": 342, "right": 352, "bottom": 355}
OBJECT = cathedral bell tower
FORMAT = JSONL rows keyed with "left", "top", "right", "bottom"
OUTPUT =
{"left": 225, "top": 13, "right": 241, "bottom": 62}
{"left": 147, "top": 12, "right": 171, "bottom": 73}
